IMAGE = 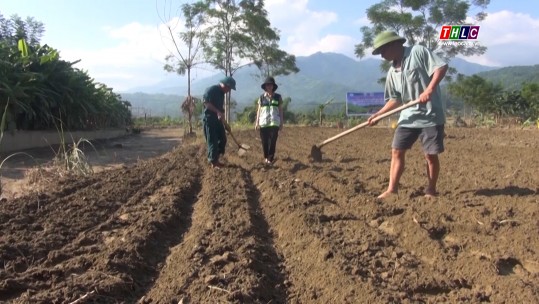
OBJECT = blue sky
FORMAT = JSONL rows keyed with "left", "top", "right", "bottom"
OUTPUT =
{"left": 1, "top": 0, "right": 539, "bottom": 91}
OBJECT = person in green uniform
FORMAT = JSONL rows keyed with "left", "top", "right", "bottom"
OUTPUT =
{"left": 203, "top": 76, "right": 236, "bottom": 169}
{"left": 367, "top": 31, "right": 448, "bottom": 199}
{"left": 255, "top": 76, "right": 284, "bottom": 164}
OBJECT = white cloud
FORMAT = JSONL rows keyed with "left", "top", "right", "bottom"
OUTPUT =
{"left": 78, "top": 24, "right": 166, "bottom": 64}
{"left": 470, "top": 11, "right": 539, "bottom": 46}
{"left": 54, "top": 4, "right": 539, "bottom": 91}
{"left": 289, "top": 34, "right": 356, "bottom": 56}
{"left": 353, "top": 16, "right": 371, "bottom": 28}
{"left": 58, "top": 20, "right": 189, "bottom": 91}
{"left": 463, "top": 10, "right": 539, "bottom": 66}
{"left": 266, "top": 0, "right": 347, "bottom": 56}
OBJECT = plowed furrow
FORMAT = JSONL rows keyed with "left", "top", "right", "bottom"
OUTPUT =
{"left": 244, "top": 162, "right": 378, "bottom": 303}
{"left": 142, "top": 164, "right": 288, "bottom": 304}
{"left": 0, "top": 145, "right": 203, "bottom": 303}
{"left": 1, "top": 154, "right": 174, "bottom": 263}
{"left": 240, "top": 128, "right": 492, "bottom": 303}
{"left": 263, "top": 136, "right": 475, "bottom": 302}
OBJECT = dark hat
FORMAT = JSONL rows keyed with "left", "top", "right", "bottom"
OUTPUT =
{"left": 371, "top": 31, "right": 406, "bottom": 55}
{"left": 220, "top": 76, "right": 236, "bottom": 90}
{"left": 261, "top": 76, "right": 278, "bottom": 91}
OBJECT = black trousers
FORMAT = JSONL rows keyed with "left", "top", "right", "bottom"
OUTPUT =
{"left": 259, "top": 126, "right": 279, "bottom": 161}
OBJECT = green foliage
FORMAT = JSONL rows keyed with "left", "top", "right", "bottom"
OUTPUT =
{"left": 355, "top": 0, "right": 489, "bottom": 71}
{"left": 132, "top": 116, "right": 183, "bottom": 128}
{"left": 201, "top": 0, "right": 278, "bottom": 75}
{"left": 477, "top": 65, "right": 539, "bottom": 91}
{"left": 236, "top": 104, "right": 257, "bottom": 125}
{"left": 1, "top": 15, "right": 131, "bottom": 132}
{"left": 448, "top": 75, "right": 502, "bottom": 114}
{"left": 0, "top": 13, "right": 45, "bottom": 47}
{"left": 0, "top": 99, "right": 9, "bottom": 144}
{"left": 17, "top": 39, "right": 28, "bottom": 57}
{"left": 198, "top": 0, "right": 299, "bottom": 121}
{"left": 520, "top": 83, "right": 539, "bottom": 119}
{"left": 448, "top": 74, "right": 539, "bottom": 124}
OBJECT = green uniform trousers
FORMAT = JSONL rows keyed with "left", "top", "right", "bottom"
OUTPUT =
{"left": 203, "top": 116, "right": 227, "bottom": 163}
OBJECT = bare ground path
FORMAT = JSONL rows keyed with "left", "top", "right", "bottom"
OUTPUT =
{"left": 1, "top": 128, "right": 183, "bottom": 200}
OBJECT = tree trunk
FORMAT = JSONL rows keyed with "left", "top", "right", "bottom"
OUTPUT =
{"left": 187, "top": 69, "right": 193, "bottom": 134}
{"left": 225, "top": 93, "right": 231, "bottom": 123}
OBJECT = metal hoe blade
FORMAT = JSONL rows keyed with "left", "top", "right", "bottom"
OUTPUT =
{"left": 222, "top": 120, "right": 250, "bottom": 157}
{"left": 237, "top": 143, "right": 250, "bottom": 156}
{"left": 310, "top": 145, "right": 322, "bottom": 162}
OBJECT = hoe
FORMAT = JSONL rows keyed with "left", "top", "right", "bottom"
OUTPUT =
{"left": 222, "top": 120, "right": 251, "bottom": 156}
{"left": 310, "top": 99, "right": 420, "bottom": 162}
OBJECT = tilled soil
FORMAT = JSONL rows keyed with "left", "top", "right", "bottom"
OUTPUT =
{"left": 1, "top": 126, "right": 538, "bottom": 303}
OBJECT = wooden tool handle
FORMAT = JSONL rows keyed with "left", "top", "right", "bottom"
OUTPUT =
{"left": 317, "top": 99, "right": 420, "bottom": 148}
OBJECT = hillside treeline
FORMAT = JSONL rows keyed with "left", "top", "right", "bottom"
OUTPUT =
{"left": 448, "top": 74, "right": 539, "bottom": 125}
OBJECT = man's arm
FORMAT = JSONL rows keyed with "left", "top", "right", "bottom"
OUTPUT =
{"left": 204, "top": 101, "right": 224, "bottom": 121}
{"left": 419, "top": 64, "right": 448, "bottom": 103}
{"left": 368, "top": 99, "right": 401, "bottom": 126}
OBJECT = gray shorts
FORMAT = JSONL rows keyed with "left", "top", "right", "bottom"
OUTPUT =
{"left": 392, "top": 125, "right": 445, "bottom": 154}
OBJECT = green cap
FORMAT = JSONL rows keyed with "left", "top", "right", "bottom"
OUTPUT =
{"left": 372, "top": 31, "right": 406, "bottom": 55}
{"left": 220, "top": 76, "right": 236, "bottom": 90}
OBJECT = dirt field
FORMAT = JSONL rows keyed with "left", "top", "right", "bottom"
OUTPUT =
{"left": 1, "top": 126, "right": 538, "bottom": 303}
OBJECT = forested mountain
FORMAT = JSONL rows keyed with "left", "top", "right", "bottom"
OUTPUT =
{"left": 476, "top": 65, "right": 539, "bottom": 90}
{"left": 122, "top": 52, "right": 501, "bottom": 117}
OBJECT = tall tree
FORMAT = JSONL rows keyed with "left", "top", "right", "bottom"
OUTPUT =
{"left": 159, "top": 1, "right": 207, "bottom": 135}
{"left": 318, "top": 98, "right": 334, "bottom": 125}
{"left": 448, "top": 74, "right": 502, "bottom": 116}
{"left": 245, "top": 12, "right": 299, "bottom": 78}
{"left": 0, "top": 13, "right": 44, "bottom": 48}
{"left": 355, "top": 0, "right": 490, "bottom": 79}
{"left": 201, "top": 0, "right": 297, "bottom": 122}
{"left": 520, "top": 83, "right": 539, "bottom": 121}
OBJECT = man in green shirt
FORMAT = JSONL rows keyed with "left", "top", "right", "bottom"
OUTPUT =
{"left": 368, "top": 31, "right": 448, "bottom": 199}
{"left": 203, "top": 76, "right": 236, "bottom": 169}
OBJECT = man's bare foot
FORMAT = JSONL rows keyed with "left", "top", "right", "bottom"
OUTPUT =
{"left": 424, "top": 190, "right": 437, "bottom": 199}
{"left": 377, "top": 190, "right": 397, "bottom": 200}
{"left": 211, "top": 161, "right": 225, "bottom": 169}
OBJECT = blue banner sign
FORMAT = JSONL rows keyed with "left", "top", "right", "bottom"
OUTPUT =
{"left": 346, "top": 92, "right": 385, "bottom": 116}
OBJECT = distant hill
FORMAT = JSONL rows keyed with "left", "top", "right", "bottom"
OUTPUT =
{"left": 449, "top": 57, "right": 497, "bottom": 75}
{"left": 128, "top": 52, "right": 388, "bottom": 107}
{"left": 122, "top": 92, "right": 183, "bottom": 118}
{"left": 476, "top": 65, "right": 539, "bottom": 90}
{"left": 123, "top": 52, "right": 498, "bottom": 116}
